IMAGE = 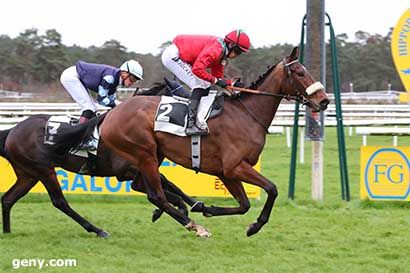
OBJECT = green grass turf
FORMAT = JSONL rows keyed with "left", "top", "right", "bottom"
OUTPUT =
{"left": 0, "top": 127, "right": 409, "bottom": 273}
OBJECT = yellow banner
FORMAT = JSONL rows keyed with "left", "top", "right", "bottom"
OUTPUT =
{"left": 399, "top": 92, "right": 410, "bottom": 102}
{"left": 0, "top": 157, "right": 260, "bottom": 198}
{"left": 360, "top": 146, "right": 410, "bottom": 200}
{"left": 391, "top": 8, "right": 410, "bottom": 92}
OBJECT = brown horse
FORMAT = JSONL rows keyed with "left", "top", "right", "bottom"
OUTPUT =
{"left": 0, "top": 85, "right": 198, "bottom": 238}
{"left": 99, "top": 47, "right": 329, "bottom": 237}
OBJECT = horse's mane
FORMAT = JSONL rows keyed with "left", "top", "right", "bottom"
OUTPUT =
{"left": 248, "top": 64, "right": 277, "bottom": 90}
{"left": 134, "top": 82, "right": 167, "bottom": 96}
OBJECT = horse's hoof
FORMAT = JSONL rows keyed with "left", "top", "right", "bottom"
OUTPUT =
{"left": 190, "top": 201, "right": 204, "bottom": 212}
{"left": 196, "top": 227, "right": 212, "bottom": 238}
{"left": 197, "top": 230, "right": 212, "bottom": 238}
{"left": 246, "top": 223, "right": 260, "bottom": 237}
{"left": 202, "top": 212, "right": 213, "bottom": 217}
{"left": 97, "top": 230, "right": 110, "bottom": 238}
{"left": 185, "top": 220, "right": 212, "bottom": 238}
{"left": 152, "top": 208, "right": 164, "bottom": 222}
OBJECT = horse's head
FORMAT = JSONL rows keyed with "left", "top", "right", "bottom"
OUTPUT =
{"left": 279, "top": 47, "right": 330, "bottom": 112}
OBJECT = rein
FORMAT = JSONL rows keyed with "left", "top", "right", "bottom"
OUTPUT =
{"left": 228, "top": 59, "right": 317, "bottom": 133}
{"left": 237, "top": 98, "right": 269, "bottom": 133}
{"left": 227, "top": 85, "right": 309, "bottom": 105}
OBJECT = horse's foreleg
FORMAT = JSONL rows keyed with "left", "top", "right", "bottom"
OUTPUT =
{"left": 1, "top": 175, "right": 37, "bottom": 233}
{"left": 199, "top": 177, "right": 250, "bottom": 217}
{"left": 226, "top": 161, "right": 278, "bottom": 236}
{"left": 40, "top": 170, "right": 109, "bottom": 238}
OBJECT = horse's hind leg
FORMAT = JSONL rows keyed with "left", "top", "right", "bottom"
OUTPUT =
{"left": 1, "top": 174, "right": 37, "bottom": 233}
{"left": 140, "top": 166, "right": 211, "bottom": 237}
{"left": 160, "top": 174, "right": 198, "bottom": 207}
{"left": 39, "top": 169, "right": 109, "bottom": 238}
{"left": 131, "top": 173, "right": 190, "bottom": 222}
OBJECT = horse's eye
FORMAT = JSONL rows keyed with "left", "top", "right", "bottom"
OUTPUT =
{"left": 296, "top": 71, "right": 304, "bottom": 77}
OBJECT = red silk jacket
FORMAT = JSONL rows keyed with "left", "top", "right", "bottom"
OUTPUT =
{"left": 173, "top": 35, "right": 226, "bottom": 83}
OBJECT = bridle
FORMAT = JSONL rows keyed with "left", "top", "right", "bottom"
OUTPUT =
{"left": 282, "top": 58, "right": 323, "bottom": 107}
{"left": 235, "top": 59, "right": 321, "bottom": 106}
{"left": 236, "top": 58, "right": 324, "bottom": 132}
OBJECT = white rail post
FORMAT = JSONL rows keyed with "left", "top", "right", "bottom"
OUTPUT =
{"left": 286, "top": 127, "right": 291, "bottom": 148}
{"left": 300, "top": 127, "right": 305, "bottom": 164}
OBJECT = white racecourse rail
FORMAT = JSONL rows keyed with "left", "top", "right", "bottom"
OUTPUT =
{"left": 0, "top": 102, "right": 409, "bottom": 132}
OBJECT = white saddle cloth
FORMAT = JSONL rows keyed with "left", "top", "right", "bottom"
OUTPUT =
{"left": 154, "top": 91, "right": 217, "bottom": 136}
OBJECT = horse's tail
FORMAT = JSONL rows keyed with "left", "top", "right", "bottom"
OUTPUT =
{"left": 49, "top": 113, "right": 107, "bottom": 156}
{"left": 0, "top": 129, "right": 12, "bottom": 159}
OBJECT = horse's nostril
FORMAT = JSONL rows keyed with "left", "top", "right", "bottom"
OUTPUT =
{"left": 320, "top": 99, "right": 330, "bottom": 110}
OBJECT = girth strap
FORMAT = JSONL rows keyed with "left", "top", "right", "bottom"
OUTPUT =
{"left": 191, "top": 135, "right": 201, "bottom": 173}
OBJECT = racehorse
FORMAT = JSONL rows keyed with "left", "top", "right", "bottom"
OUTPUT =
{"left": 49, "top": 47, "right": 330, "bottom": 237}
{"left": 0, "top": 84, "right": 197, "bottom": 238}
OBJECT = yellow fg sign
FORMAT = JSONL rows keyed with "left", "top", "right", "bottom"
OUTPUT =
{"left": 391, "top": 8, "right": 410, "bottom": 92}
{"left": 0, "top": 157, "right": 260, "bottom": 198}
{"left": 360, "top": 146, "right": 410, "bottom": 200}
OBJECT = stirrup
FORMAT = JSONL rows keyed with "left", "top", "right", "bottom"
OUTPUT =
{"left": 185, "top": 125, "right": 208, "bottom": 136}
{"left": 80, "top": 138, "right": 98, "bottom": 151}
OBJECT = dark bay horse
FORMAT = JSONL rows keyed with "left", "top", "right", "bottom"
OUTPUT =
{"left": 0, "top": 84, "right": 197, "bottom": 238}
{"left": 98, "top": 47, "right": 329, "bottom": 237}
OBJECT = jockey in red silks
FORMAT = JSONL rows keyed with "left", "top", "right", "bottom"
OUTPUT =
{"left": 161, "top": 30, "right": 251, "bottom": 136}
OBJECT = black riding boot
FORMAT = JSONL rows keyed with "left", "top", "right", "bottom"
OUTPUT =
{"left": 79, "top": 110, "right": 96, "bottom": 124}
{"left": 186, "top": 89, "right": 208, "bottom": 136}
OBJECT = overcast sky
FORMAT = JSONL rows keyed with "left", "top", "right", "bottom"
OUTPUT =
{"left": 0, "top": 0, "right": 408, "bottom": 54}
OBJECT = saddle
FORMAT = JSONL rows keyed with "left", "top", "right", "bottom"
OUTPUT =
{"left": 154, "top": 89, "right": 225, "bottom": 137}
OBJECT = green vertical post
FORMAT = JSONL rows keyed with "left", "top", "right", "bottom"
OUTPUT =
{"left": 288, "top": 15, "right": 306, "bottom": 200}
{"left": 326, "top": 13, "right": 350, "bottom": 200}
{"left": 289, "top": 13, "right": 350, "bottom": 201}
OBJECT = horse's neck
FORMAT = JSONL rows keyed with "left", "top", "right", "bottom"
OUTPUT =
{"left": 241, "top": 75, "right": 282, "bottom": 130}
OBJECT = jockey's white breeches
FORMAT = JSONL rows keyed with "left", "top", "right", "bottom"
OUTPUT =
{"left": 60, "top": 66, "right": 97, "bottom": 112}
{"left": 161, "top": 44, "right": 211, "bottom": 90}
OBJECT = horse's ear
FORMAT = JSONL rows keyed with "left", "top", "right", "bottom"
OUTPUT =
{"left": 289, "top": 47, "right": 299, "bottom": 61}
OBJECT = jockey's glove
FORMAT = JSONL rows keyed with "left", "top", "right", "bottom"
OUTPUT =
{"left": 97, "top": 95, "right": 116, "bottom": 108}
{"left": 215, "top": 78, "right": 229, "bottom": 88}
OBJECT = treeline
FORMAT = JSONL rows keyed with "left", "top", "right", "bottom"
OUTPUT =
{"left": 0, "top": 28, "right": 403, "bottom": 94}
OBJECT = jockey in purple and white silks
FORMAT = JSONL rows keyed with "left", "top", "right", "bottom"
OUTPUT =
{"left": 60, "top": 60, "right": 143, "bottom": 123}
